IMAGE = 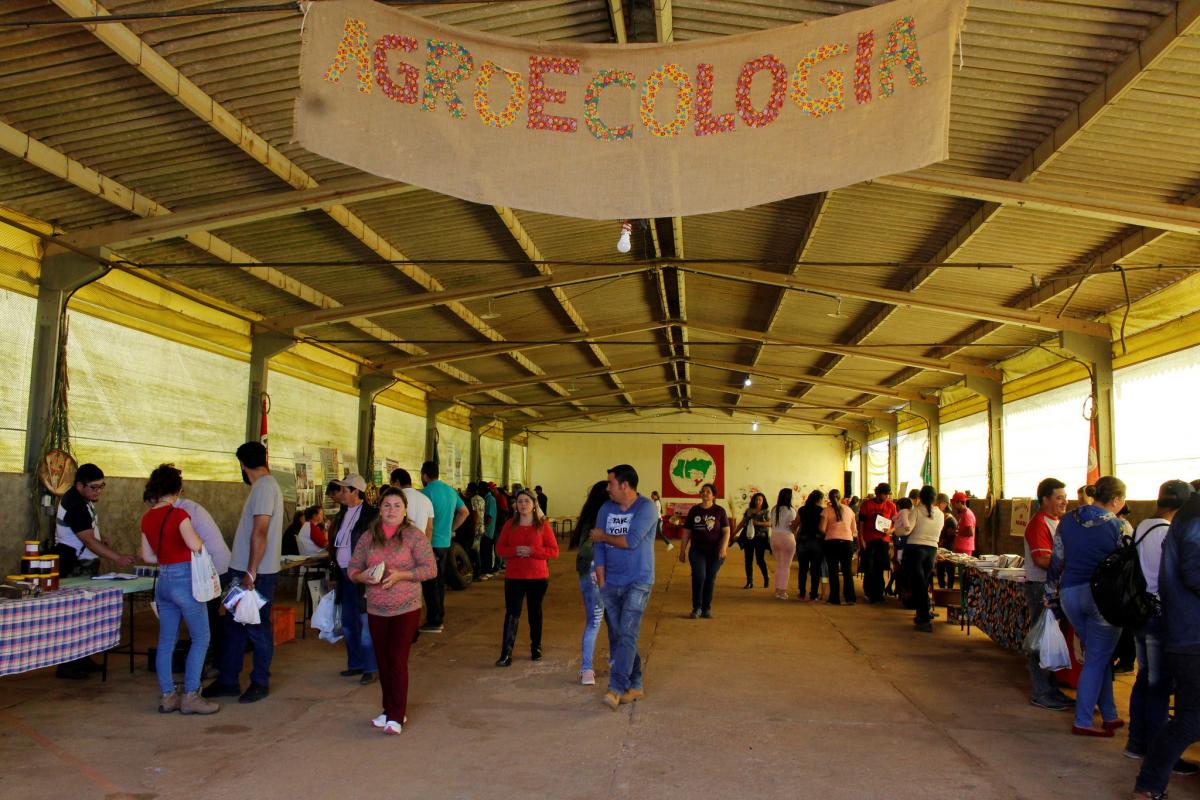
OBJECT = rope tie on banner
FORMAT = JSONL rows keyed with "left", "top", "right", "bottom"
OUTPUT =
{"left": 298, "top": 1, "right": 313, "bottom": 38}
{"left": 958, "top": 30, "right": 964, "bottom": 70}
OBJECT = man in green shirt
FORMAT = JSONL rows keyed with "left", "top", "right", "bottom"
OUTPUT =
{"left": 420, "top": 461, "right": 468, "bottom": 633}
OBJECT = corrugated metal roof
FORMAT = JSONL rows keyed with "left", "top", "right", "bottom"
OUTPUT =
{"left": 1, "top": 0, "right": 1196, "bottom": 429}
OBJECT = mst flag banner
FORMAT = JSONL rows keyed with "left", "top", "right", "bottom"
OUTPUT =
{"left": 296, "top": 0, "right": 967, "bottom": 220}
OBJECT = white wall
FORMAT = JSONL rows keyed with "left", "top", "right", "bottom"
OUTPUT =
{"left": 527, "top": 413, "right": 847, "bottom": 519}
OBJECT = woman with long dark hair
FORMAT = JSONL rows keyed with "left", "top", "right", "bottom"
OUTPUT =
{"left": 795, "top": 490, "right": 825, "bottom": 602}
{"left": 679, "top": 483, "right": 731, "bottom": 618}
{"left": 736, "top": 492, "right": 771, "bottom": 589}
{"left": 820, "top": 489, "right": 856, "bottom": 605}
{"left": 494, "top": 489, "right": 560, "bottom": 666}
{"left": 572, "top": 480, "right": 611, "bottom": 685}
{"left": 347, "top": 487, "right": 436, "bottom": 735}
{"left": 140, "top": 464, "right": 218, "bottom": 715}
{"left": 904, "top": 485, "right": 944, "bottom": 632}
{"left": 770, "top": 488, "right": 796, "bottom": 600}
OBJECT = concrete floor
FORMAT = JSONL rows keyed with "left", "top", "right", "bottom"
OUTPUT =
{"left": 3, "top": 542, "right": 1198, "bottom": 800}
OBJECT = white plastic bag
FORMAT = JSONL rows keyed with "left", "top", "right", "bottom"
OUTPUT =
{"left": 1022, "top": 606, "right": 1050, "bottom": 656}
{"left": 232, "top": 589, "right": 266, "bottom": 625}
{"left": 1038, "top": 610, "right": 1071, "bottom": 671}
{"left": 311, "top": 589, "right": 343, "bottom": 643}
{"left": 191, "top": 546, "right": 222, "bottom": 602}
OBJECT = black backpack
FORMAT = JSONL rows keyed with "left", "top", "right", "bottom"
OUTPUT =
{"left": 1090, "top": 522, "right": 1165, "bottom": 628}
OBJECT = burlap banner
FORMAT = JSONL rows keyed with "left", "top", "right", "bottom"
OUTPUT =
{"left": 296, "top": 0, "right": 967, "bottom": 220}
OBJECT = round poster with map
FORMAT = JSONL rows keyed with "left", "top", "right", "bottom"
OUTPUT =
{"left": 664, "top": 445, "right": 722, "bottom": 497}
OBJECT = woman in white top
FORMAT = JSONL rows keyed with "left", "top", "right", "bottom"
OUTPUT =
{"left": 297, "top": 506, "right": 328, "bottom": 556}
{"left": 769, "top": 488, "right": 797, "bottom": 600}
{"left": 904, "top": 485, "right": 945, "bottom": 632}
{"left": 820, "top": 489, "right": 857, "bottom": 605}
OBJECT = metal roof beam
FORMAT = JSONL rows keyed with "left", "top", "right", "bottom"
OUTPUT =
{"left": 371, "top": 320, "right": 672, "bottom": 373}
{"left": 682, "top": 262, "right": 1108, "bottom": 337}
{"left": 692, "top": 357, "right": 933, "bottom": 404}
{"left": 430, "top": 358, "right": 674, "bottom": 400}
{"left": 687, "top": 320, "right": 1000, "bottom": 381}
{"left": 485, "top": 382, "right": 680, "bottom": 412}
{"left": 689, "top": 381, "right": 892, "bottom": 422}
{"left": 51, "top": 174, "right": 412, "bottom": 251}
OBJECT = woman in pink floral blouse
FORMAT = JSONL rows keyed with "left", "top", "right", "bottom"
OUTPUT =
{"left": 348, "top": 487, "right": 436, "bottom": 735}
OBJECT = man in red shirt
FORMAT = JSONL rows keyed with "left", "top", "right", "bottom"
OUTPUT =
{"left": 858, "top": 483, "right": 897, "bottom": 604}
{"left": 1024, "top": 477, "right": 1071, "bottom": 710}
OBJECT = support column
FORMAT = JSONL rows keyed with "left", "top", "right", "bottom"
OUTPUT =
{"left": 424, "top": 399, "right": 452, "bottom": 465}
{"left": 245, "top": 331, "right": 294, "bottom": 446}
{"left": 908, "top": 400, "right": 941, "bottom": 489}
{"left": 24, "top": 252, "right": 107, "bottom": 472}
{"left": 1059, "top": 331, "right": 1115, "bottom": 476}
{"left": 469, "top": 416, "right": 488, "bottom": 483}
{"left": 356, "top": 373, "right": 395, "bottom": 480}
{"left": 501, "top": 424, "right": 513, "bottom": 489}
{"left": 966, "top": 375, "right": 1004, "bottom": 499}
{"left": 876, "top": 416, "right": 898, "bottom": 490}
{"left": 845, "top": 430, "right": 868, "bottom": 499}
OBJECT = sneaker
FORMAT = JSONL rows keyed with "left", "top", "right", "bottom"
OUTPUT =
{"left": 371, "top": 713, "right": 388, "bottom": 729}
{"left": 580, "top": 669, "right": 596, "bottom": 686}
{"left": 1050, "top": 690, "right": 1074, "bottom": 705}
{"left": 688, "top": 608, "right": 701, "bottom": 619}
{"left": 620, "top": 688, "right": 644, "bottom": 704}
{"left": 603, "top": 690, "right": 621, "bottom": 711}
{"left": 665, "top": 543, "right": 675, "bottom": 551}
{"left": 1122, "top": 748, "right": 1145, "bottom": 760}
{"left": 419, "top": 624, "right": 444, "bottom": 634}
{"left": 180, "top": 690, "right": 221, "bottom": 715}
{"left": 1173, "top": 758, "right": 1199, "bottom": 776}
{"left": 238, "top": 683, "right": 269, "bottom": 704}
{"left": 383, "top": 720, "right": 402, "bottom": 735}
{"left": 1031, "top": 696, "right": 1071, "bottom": 711}
{"left": 340, "top": 669, "right": 364, "bottom": 677}
{"left": 359, "top": 672, "right": 377, "bottom": 685}
{"left": 700, "top": 610, "right": 713, "bottom": 619}
{"left": 201, "top": 681, "right": 241, "bottom": 699}
{"left": 158, "top": 689, "right": 181, "bottom": 714}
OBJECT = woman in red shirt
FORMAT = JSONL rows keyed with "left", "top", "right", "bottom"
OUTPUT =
{"left": 494, "top": 489, "right": 560, "bottom": 666}
{"left": 348, "top": 487, "right": 436, "bottom": 736}
{"left": 139, "top": 464, "right": 218, "bottom": 716}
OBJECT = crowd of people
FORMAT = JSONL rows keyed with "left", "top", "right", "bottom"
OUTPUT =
{"left": 48, "top": 451, "right": 1199, "bottom": 795}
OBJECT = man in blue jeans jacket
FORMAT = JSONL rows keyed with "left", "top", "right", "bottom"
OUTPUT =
{"left": 591, "top": 464, "right": 658, "bottom": 711}
{"left": 1134, "top": 492, "right": 1200, "bottom": 798}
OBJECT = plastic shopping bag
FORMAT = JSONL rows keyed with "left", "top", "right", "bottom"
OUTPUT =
{"left": 1022, "top": 607, "right": 1051, "bottom": 656}
{"left": 311, "top": 589, "right": 343, "bottom": 643}
{"left": 1038, "top": 610, "right": 1071, "bottom": 672}
{"left": 191, "top": 545, "right": 222, "bottom": 602}
{"left": 232, "top": 589, "right": 266, "bottom": 625}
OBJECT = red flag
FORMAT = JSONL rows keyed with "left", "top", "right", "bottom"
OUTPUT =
{"left": 1086, "top": 416, "right": 1100, "bottom": 484}
{"left": 260, "top": 393, "right": 270, "bottom": 451}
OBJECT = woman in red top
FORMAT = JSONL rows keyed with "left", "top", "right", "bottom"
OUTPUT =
{"left": 494, "top": 489, "right": 560, "bottom": 666}
{"left": 348, "top": 487, "right": 436, "bottom": 736}
{"left": 139, "top": 464, "right": 218, "bottom": 716}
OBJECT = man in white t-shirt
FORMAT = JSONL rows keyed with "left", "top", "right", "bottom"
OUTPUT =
{"left": 390, "top": 468, "right": 434, "bottom": 538}
{"left": 1126, "top": 479, "right": 1194, "bottom": 769}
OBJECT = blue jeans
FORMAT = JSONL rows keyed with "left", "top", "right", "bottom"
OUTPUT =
{"left": 599, "top": 581, "right": 651, "bottom": 694}
{"left": 1128, "top": 616, "right": 1170, "bottom": 753}
{"left": 155, "top": 561, "right": 210, "bottom": 694}
{"left": 1061, "top": 583, "right": 1122, "bottom": 728}
{"left": 1136, "top": 652, "right": 1200, "bottom": 794}
{"left": 579, "top": 571, "right": 604, "bottom": 672}
{"left": 218, "top": 570, "right": 278, "bottom": 689}
{"left": 338, "top": 571, "right": 377, "bottom": 673}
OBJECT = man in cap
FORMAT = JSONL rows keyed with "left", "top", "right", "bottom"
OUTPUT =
{"left": 419, "top": 461, "right": 469, "bottom": 633}
{"left": 327, "top": 473, "right": 379, "bottom": 684}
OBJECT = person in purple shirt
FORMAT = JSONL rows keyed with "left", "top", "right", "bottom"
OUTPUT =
{"left": 590, "top": 464, "right": 657, "bottom": 712}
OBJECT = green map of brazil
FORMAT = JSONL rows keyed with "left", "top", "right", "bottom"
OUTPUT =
{"left": 672, "top": 456, "right": 712, "bottom": 485}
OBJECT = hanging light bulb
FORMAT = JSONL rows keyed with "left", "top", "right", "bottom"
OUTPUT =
{"left": 743, "top": 376, "right": 752, "bottom": 388}
{"left": 616, "top": 220, "right": 633, "bottom": 254}
{"left": 752, "top": 420, "right": 759, "bottom": 431}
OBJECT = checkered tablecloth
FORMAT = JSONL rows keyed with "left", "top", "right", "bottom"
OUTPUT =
{"left": 0, "top": 588, "right": 123, "bottom": 676}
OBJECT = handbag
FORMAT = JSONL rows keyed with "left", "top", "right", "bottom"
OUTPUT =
{"left": 191, "top": 544, "right": 221, "bottom": 602}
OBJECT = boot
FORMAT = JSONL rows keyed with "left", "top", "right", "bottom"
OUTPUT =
{"left": 180, "top": 690, "right": 221, "bottom": 715}
{"left": 495, "top": 614, "right": 519, "bottom": 667}
{"left": 531, "top": 638, "right": 542, "bottom": 661}
{"left": 158, "top": 685, "right": 181, "bottom": 714}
